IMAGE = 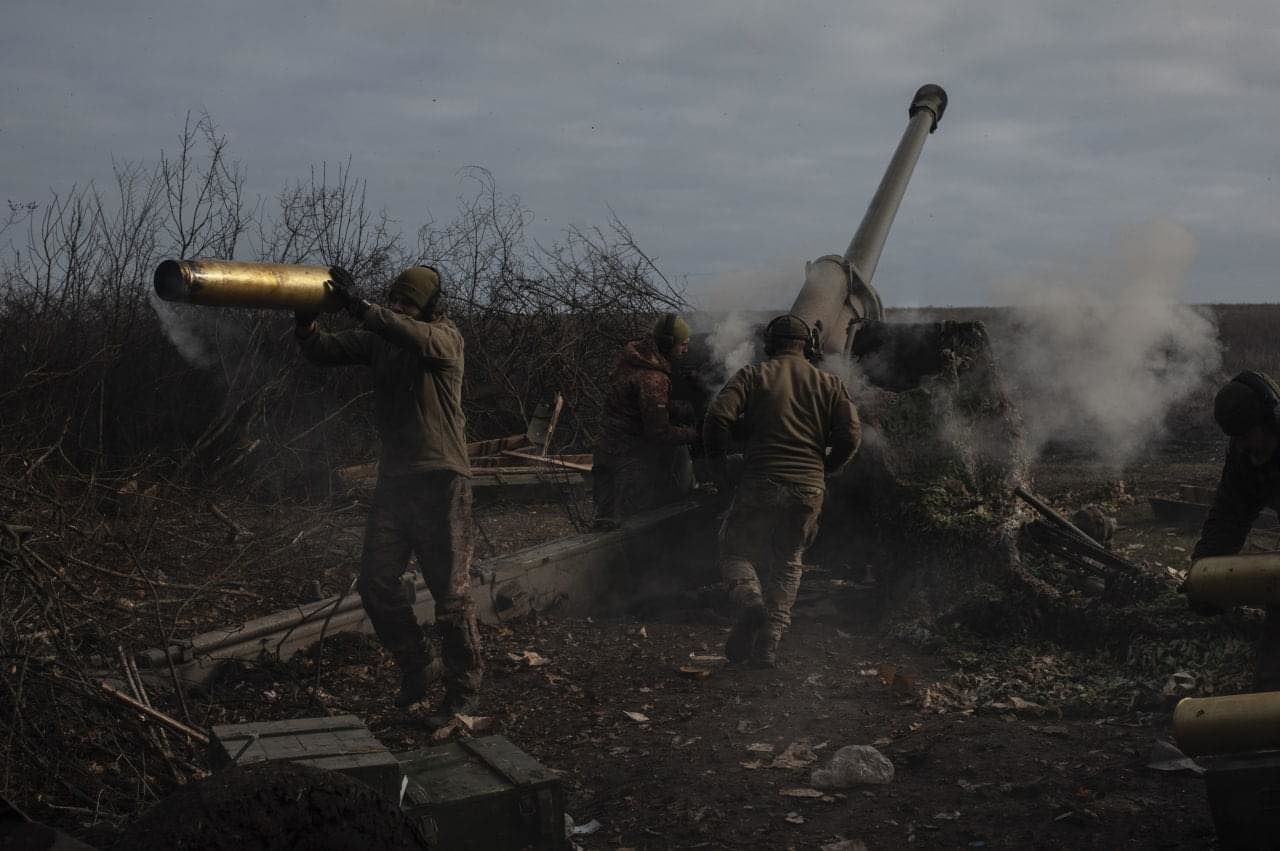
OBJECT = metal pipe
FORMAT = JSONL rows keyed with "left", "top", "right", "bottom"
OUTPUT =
{"left": 1173, "top": 692, "right": 1280, "bottom": 756}
{"left": 790, "top": 84, "right": 947, "bottom": 356}
{"left": 154, "top": 259, "right": 344, "bottom": 312}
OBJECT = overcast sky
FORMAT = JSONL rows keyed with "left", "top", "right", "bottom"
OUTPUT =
{"left": 4, "top": 0, "right": 1279, "bottom": 307}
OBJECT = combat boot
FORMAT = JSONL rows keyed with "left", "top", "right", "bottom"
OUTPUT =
{"left": 724, "top": 605, "right": 767, "bottom": 664}
{"left": 749, "top": 632, "right": 779, "bottom": 669}
{"left": 424, "top": 689, "right": 481, "bottom": 729}
{"left": 394, "top": 657, "right": 443, "bottom": 708}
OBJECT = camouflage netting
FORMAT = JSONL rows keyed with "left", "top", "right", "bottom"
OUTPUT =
{"left": 816, "top": 320, "right": 1039, "bottom": 643}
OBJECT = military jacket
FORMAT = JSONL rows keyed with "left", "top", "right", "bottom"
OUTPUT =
{"left": 1193, "top": 439, "right": 1280, "bottom": 559}
{"left": 299, "top": 306, "right": 470, "bottom": 478}
{"left": 703, "top": 351, "right": 861, "bottom": 489}
{"left": 597, "top": 337, "right": 697, "bottom": 456}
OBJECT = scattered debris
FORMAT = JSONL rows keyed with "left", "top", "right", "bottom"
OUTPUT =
{"left": 1162, "top": 671, "right": 1197, "bottom": 698}
{"left": 508, "top": 650, "right": 551, "bottom": 668}
{"left": 689, "top": 652, "right": 727, "bottom": 665}
{"left": 769, "top": 740, "right": 819, "bottom": 770}
{"left": 1145, "top": 739, "right": 1205, "bottom": 775}
{"left": 747, "top": 743, "right": 776, "bottom": 754}
{"left": 457, "top": 714, "right": 496, "bottom": 734}
{"left": 784, "top": 811, "right": 805, "bottom": 824}
{"left": 623, "top": 711, "right": 650, "bottom": 723}
{"left": 779, "top": 787, "right": 824, "bottom": 798}
{"left": 571, "top": 819, "right": 603, "bottom": 836}
{"left": 678, "top": 665, "right": 712, "bottom": 679}
{"left": 811, "top": 745, "right": 895, "bottom": 788}
{"left": 820, "top": 840, "right": 867, "bottom": 851}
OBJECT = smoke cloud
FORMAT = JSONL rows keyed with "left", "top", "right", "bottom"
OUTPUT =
{"left": 148, "top": 289, "right": 217, "bottom": 369}
{"left": 690, "top": 259, "right": 795, "bottom": 389}
{"left": 989, "top": 218, "right": 1221, "bottom": 466}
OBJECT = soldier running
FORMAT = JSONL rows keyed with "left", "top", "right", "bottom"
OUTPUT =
{"left": 592, "top": 313, "right": 699, "bottom": 527}
{"left": 1191, "top": 370, "right": 1280, "bottom": 691}
{"left": 295, "top": 266, "right": 483, "bottom": 719}
{"left": 703, "top": 314, "right": 861, "bottom": 668}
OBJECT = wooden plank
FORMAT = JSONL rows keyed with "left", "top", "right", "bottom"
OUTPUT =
{"left": 501, "top": 449, "right": 593, "bottom": 473}
{"left": 468, "top": 434, "right": 529, "bottom": 458}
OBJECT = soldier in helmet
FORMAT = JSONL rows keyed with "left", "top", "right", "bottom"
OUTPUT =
{"left": 295, "top": 265, "right": 483, "bottom": 721}
{"left": 592, "top": 313, "right": 699, "bottom": 526}
{"left": 1190, "top": 370, "right": 1280, "bottom": 691}
{"left": 703, "top": 314, "right": 861, "bottom": 668}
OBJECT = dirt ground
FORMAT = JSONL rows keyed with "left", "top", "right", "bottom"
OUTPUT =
{"left": 169, "top": 450, "right": 1250, "bottom": 851}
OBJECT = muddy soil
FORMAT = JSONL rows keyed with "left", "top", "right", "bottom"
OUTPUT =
{"left": 14, "top": 451, "right": 1260, "bottom": 849}
{"left": 184, "top": 455, "right": 1242, "bottom": 850}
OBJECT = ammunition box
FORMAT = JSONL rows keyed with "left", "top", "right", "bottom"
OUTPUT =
{"left": 208, "top": 715, "right": 401, "bottom": 801}
{"left": 399, "top": 735, "right": 566, "bottom": 850}
{"left": 1202, "top": 749, "right": 1280, "bottom": 850}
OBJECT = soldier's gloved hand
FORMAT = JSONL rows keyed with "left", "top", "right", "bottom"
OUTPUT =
{"left": 326, "top": 266, "right": 370, "bottom": 319}
{"left": 294, "top": 310, "right": 318, "bottom": 337}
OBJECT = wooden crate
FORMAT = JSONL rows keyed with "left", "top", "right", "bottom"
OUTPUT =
{"left": 208, "top": 715, "right": 401, "bottom": 801}
{"left": 399, "top": 735, "right": 565, "bottom": 850}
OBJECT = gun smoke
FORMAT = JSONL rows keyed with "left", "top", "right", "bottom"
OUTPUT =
{"left": 149, "top": 288, "right": 217, "bottom": 369}
{"left": 690, "top": 259, "right": 794, "bottom": 389}
{"left": 990, "top": 218, "right": 1221, "bottom": 466}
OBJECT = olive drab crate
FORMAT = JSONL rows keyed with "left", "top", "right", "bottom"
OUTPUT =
{"left": 1201, "top": 749, "right": 1280, "bottom": 850}
{"left": 208, "top": 715, "right": 402, "bottom": 801}
{"left": 398, "top": 735, "right": 566, "bottom": 850}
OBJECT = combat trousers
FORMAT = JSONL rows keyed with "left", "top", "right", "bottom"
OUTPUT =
{"left": 359, "top": 471, "right": 483, "bottom": 696}
{"left": 593, "top": 446, "right": 693, "bottom": 522}
{"left": 718, "top": 478, "right": 825, "bottom": 643}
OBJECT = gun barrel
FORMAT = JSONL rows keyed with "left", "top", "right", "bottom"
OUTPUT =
{"left": 845, "top": 84, "right": 947, "bottom": 286}
{"left": 790, "top": 84, "right": 947, "bottom": 356}
{"left": 154, "top": 259, "right": 343, "bottom": 312}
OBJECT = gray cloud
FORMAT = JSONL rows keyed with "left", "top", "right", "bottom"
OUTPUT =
{"left": 4, "top": 0, "right": 1280, "bottom": 304}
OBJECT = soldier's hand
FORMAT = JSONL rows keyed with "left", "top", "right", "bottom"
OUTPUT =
{"left": 294, "top": 310, "right": 318, "bottom": 337}
{"left": 326, "top": 266, "right": 369, "bottom": 318}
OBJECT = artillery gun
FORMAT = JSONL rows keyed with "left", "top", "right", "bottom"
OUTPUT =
{"left": 685, "top": 84, "right": 1031, "bottom": 641}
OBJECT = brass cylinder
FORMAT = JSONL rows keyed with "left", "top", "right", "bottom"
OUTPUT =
{"left": 1183, "top": 554, "right": 1280, "bottom": 609}
{"left": 1173, "top": 692, "right": 1280, "bottom": 756}
{"left": 153, "top": 259, "right": 345, "bottom": 312}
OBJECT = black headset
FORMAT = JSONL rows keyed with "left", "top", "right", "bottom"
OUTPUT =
{"left": 762, "top": 314, "right": 818, "bottom": 361}
{"left": 1231, "top": 370, "right": 1280, "bottom": 430}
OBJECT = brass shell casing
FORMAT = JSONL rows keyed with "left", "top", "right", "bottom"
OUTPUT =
{"left": 1183, "top": 554, "right": 1280, "bottom": 609}
{"left": 154, "top": 259, "right": 345, "bottom": 312}
{"left": 1173, "top": 692, "right": 1280, "bottom": 756}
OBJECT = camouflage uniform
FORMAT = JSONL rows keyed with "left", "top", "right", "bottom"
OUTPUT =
{"left": 704, "top": 348, "right": 861, "bottom": 665}
{"left": 1193, "top": 438, "right": 1280, "bottom": 691}
{"left": 299, "top": 301, "right": 482, "bottom": 700}
{"left": 593, "top": 336, "right": 697, "bottom": 522}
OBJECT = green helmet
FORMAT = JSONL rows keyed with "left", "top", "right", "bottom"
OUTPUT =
{"left": 1215, "top": 371, "right": 1280, "bottom": 437}
{"left": 652, "top": 312, "right": 691, "bottom": 354}
{"left": 387, "top": 266, "right": 441, "bottom": 314}
{"left": 763, "top": 313, "right": 811, "bottom": 345}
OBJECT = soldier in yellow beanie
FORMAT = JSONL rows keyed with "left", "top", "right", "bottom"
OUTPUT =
{"left": 295, "top": 265, "right": 483, "bottom": 722}
{"left": 592, "top": 312, "right": 698, "bottom": 527}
